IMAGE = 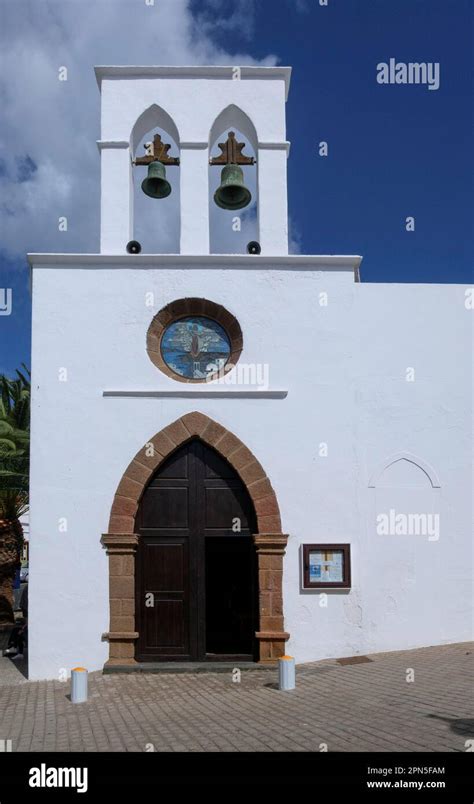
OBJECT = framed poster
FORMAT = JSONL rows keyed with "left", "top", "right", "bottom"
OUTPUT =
{"left": 302, "top": 544, "right": 351, "bottom": 589}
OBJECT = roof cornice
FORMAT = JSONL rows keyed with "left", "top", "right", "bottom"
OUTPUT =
{"left": 94, "top": 65, "right": 292, "bottom": 100}
{"left": 27, "top": 253, "right": 362, "bottom": 279}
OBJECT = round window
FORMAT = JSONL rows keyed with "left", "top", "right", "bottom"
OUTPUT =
{"left": 161, "top": 316, "right": 231, "bottom": 380}
{"left": 147, "top": 298, "right": 243, "bottom": 383}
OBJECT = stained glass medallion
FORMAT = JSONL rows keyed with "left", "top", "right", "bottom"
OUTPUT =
{"left": 161, "top": 316, "right": 231, "bottom": 380}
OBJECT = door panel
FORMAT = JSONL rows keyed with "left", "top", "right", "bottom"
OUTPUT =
{"left": 139, "top": 487, "right": 189, "bottom": 529}
{"left": 204, "top": 487, "right": 252, "bottom": 529}
{"left": 203, "top": 449, "right": 236, "bottom": 479}
{"left": 146, "top": 600, "right": 185, "bottom": 649}
{"left": 138, "top": 540, "right": 189, "bottom": 657}
{"left": 148, "top": 449, "right": 189, "bottom": 480}
{"left": 144, "top": 542, "right": 184, "bottom": 590}
{"left": 135, "top": 438, "right": 257, "bottom": 661}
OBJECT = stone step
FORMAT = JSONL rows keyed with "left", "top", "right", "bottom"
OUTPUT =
{"left": 103, "top": 661, "right": 276, "bottom": 674}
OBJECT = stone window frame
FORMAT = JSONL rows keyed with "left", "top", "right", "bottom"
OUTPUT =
{"left": 101, "top": 412, "right": 289, "bottom": 668}
{"left": 146, "top": 298, "right": 243, "bottom": 383}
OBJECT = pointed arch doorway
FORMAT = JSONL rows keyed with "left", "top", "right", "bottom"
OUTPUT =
{"left": 101, "top": 412, "right": 289, "bottom": 667}
{"left": 136, "top": 438, "right": 258, "bottom": 661}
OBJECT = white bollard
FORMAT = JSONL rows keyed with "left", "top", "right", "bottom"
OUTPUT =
{"left": 71, "top": 667, "right": 88, "bottom": 703}
{"left": 278, "top": 655, "right": 296, "bottom": 691}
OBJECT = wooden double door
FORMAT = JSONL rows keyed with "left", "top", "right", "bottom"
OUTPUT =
{"left": 135, "top": 439, "right": 258, "bottom": 661}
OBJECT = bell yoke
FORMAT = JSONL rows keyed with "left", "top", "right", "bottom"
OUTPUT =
{"left": 133, "top": 130, "right": 254, "bottom": 210}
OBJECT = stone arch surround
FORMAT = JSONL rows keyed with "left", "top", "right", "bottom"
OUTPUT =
{"left": 101, "top": 412, "right": 289, "bottom": 667}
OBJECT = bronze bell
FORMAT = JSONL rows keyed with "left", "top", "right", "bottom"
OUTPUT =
{"left": 214, "top": 164, "right": 251, "bottom": 210}
{"left": 141, "top": 161, "right": 172, "bottom": 199}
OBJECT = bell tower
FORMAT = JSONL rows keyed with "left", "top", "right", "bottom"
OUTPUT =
{"left": 95, "top": 65, "right": 291, "bottom": 256}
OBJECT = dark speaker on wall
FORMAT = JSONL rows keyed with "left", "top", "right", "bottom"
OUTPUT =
{"left": 126, "top": 240, "right": 142, "bottom": 255}
{"left": 247, "top": 241, "right": 261, "bottom": 255}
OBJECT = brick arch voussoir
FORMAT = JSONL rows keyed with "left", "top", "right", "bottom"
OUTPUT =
{"left": 107, "top": 412, "right": 282, "bottom": 534}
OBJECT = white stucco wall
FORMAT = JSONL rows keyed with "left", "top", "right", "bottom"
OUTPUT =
{"left": 27, "top": 256, "right": 473, "bottom": 679}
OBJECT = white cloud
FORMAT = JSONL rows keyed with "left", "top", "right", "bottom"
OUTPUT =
{"left": 0, "top": 0, "right": 278, "bottom": 258}
{"left": 192, "top": 0, "right": 258, "bottom": 42}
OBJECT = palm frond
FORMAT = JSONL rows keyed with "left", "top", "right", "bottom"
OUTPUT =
{"left": 15, "top": 368, "right": 30, "bottom": 388}
{"left": 0, "top": 488, "right": 28, "bottom": 520}
{"left": 0, "top": 368, "right": 30, "bottom": 506}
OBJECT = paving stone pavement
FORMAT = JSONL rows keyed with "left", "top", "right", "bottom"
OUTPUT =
{"left": 0, "top": 643, "right": 472, "bottom": 752}
{"left": 0, "top": 656, "right": 27, "bottom": 687}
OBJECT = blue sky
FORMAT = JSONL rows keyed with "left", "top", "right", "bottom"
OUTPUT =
{"left": 1, "top": 0, "right": 473, "bottom": 377}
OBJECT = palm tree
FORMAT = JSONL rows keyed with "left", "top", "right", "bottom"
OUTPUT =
{"left": 0, "top": 365, "right": 30, "bottom": 625}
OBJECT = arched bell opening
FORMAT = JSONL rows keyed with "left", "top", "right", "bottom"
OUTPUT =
{"left": 208, "top": 106, "right": 259, "bottom": 255}
{"left": 130, "top": 104, "right": 181, "bottom": 253}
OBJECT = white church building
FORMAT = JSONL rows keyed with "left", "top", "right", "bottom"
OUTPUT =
{"left": 27, "top": 66, "right": 472, "bottom": 680}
